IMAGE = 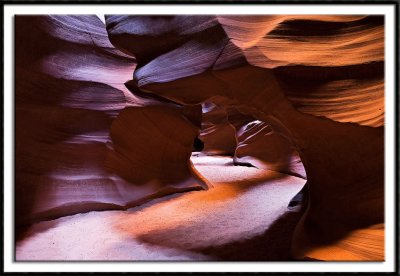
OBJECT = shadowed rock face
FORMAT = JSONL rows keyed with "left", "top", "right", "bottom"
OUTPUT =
{"left": 234, "top": 120, "right": 306, "bottom": 179}
{"left": 199, "top": 103, "right": 238, "bottom": 156}
{"left": 198, "top": 103, "right": 306, "bottom": 178}
{"left": 15, "top": 15, "right": 208, "bottom": 227}
{"left": 105, "top": 105, "right": 208, "bottom": 192}
{"left": 106, "top": 15, "right": 384, "bottom": 260}
{"left": 15, "top": 14, "right": 384, "bottom": 261}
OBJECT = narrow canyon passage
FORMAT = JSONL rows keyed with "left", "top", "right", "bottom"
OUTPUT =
{"left": 14, "top": 14, "right": 385, "bottom": 262}
{"left": 16, "top": 155, "right": 306, "bottom": 261}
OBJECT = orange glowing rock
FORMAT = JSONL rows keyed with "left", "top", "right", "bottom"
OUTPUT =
{"left": 106, "top": 15, "right": 384, "bottom": 261}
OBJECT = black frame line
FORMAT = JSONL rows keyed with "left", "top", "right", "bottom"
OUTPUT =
{"left": 2, "top": 0, "right": 399, "bottom": 275}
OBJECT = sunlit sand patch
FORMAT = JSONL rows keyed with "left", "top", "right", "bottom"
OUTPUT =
{"left": 16, "top": 155, "right": 306, "bottom": 261}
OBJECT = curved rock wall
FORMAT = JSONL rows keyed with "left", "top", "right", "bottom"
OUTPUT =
{"left": 105, "top": 105, "right": 208, "bottom": 194}
{"left": 15, "top": 14, "right": 384, "bottom": 261}
{"left": 15, "top": 15, "right": 208, "bottom": 227}
{"left": 234, "top": 120, "right": 306, "bottom": 179}
{"left": 106, "top": 15, "right": 384, "bottom": 260}
{"left": 199, "top": 103, "right": 237, "bottom": 155}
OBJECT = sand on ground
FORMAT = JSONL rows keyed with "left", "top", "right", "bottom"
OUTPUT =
{"left": 16, "top": 155, "right": 306, "bottom": 261}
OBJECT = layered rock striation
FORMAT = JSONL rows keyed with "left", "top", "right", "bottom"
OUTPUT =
{"left": 15, "top": 15, "right": 208, "bottom": 227}
{"left": 106, "top": 15, "right": 384, "bottom": 260}
{"left": 15, "top": 14, "right": 384, "bottom": 261}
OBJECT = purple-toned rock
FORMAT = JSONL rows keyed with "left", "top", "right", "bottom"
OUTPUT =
{"left": 106, "top": 15, "right": 384, "bottom": 260}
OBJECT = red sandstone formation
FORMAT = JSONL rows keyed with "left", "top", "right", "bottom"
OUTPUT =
{"left": 105, "top": 15, "right": 384, "bottom": 260}
{"left": 198, "top": 103, "right": 306, "bottom": 178}
{"left": 234, "top": 120, "right": 306, "bottom": 179}
{"left": 15, "top": 15, "right": 208, "bottom": 227}
{"left": 15, "top": 14, "right": 384, "bottom": 261}
{"left": 199, "top": 103, "right": 237, "bottom": 155}
{"left": 105, "top": 105, "right": 209, "bottom": 194}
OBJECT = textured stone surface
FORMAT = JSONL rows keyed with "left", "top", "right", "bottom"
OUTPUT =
{"left": 15, "top": 15, "right": 208, "bottom": 227}
{"left": 106, "top": 15, "right": 384, "bottom": 260}
{"left": 234, "top": 120, "right": 306, "bottom": 179}
{"left": 199, "top": 103, "right": 238, "bottom": 155}
{"left": 15, "top": 14, "right": 384, "bottom": 261}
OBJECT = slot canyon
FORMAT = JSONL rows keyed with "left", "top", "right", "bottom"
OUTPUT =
{"left": 15, "top": 14, "right": 384, "bottom": 261}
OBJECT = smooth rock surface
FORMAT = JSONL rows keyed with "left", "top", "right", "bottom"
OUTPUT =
{"left": 15, "top": 15, "right": 208, "bottom": 227}
{"left": 106, "top": 15, "right": 384, "bottom": 260}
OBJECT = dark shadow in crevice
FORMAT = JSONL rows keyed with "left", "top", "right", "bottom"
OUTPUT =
{"left": 136, "top": 209, "right": 307, "bottom": 261}
{"left": 193, "top": 211, "right": 305, "bottom": 261}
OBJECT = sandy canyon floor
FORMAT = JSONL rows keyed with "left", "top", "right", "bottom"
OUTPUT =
{"left": 16, "top": 155, "right": 306, "bottom": 261}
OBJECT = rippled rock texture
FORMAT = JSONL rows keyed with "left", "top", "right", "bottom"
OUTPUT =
{"left": 16, "top": 14, "right": 384, "bottom": 261}
{"left": 106, "top": 15, "right": 384, "bottom": 260}
{"left": 15, "top": 15, "right": 208, "bottom": 227}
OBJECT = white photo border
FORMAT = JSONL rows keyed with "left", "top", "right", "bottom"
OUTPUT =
{"left": 3, "top": 2, "right": 398, "bottom": 273}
